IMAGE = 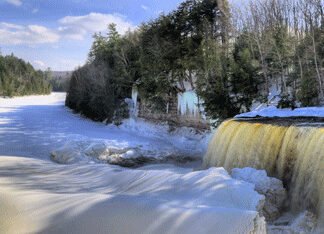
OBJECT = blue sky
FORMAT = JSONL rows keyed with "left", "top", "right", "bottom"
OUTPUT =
{"left": 0, "top": 0, "right": 184, "bottom": 71}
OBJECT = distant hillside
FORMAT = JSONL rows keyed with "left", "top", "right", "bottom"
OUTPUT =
{"left": 0, "top": 54, "right": 51, "bottom": 97}
{"left": 50, "top": 71, "right": 72, "bottom": 92}
{"left": 52, "top": 71, "right": 72, "bottom": 80}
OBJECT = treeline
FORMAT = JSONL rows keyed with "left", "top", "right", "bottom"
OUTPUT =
{"left": 0, "top": 54, "right": 51, "bottom": 97}
{"left": 66, "top": 0, "right": 324, "bottom": 123}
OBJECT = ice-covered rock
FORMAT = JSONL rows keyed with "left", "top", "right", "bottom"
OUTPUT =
{"left": 51, "top": 142, "right": 86, "bottom": 164}
{"left": 232, "top": 167, "right": 287, "bottom": 221}
{"left": 120, "top": 149, "right": 141, "bottom": 158}
{"left": 50, "top": 140, "right": 198, "bottom": 167}
{"left": 105, "top": 148, "right": 152, "bottom": 167}
{"left": 50, "top": 141, "right": 140, "bottom": 166}
{"left": 84, "top": 143, "right": 110, "bottom": 160}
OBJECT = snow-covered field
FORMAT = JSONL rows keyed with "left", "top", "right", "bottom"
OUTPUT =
{"left": 0, "top": 93, "right": 317, "bottom": 233}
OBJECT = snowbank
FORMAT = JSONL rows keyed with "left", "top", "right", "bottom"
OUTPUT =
{"left": 236, "top": 106, "right": 324, "bottom": 118}
{"left": 232, "top": 168, "right": 287, "bottom": 221}
{"left": 0, "top": 156, "right": 266, "bottom": 234}
{"left": 230, "top": 168, "right": 319, "bottom": 232}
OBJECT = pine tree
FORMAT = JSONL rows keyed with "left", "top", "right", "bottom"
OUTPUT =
{"left": 230, "top": 31, "right": 260, "bottom": 112}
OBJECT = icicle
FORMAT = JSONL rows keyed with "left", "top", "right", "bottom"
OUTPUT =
{"left": 177, "top": 91, "right": 202, "bottom": 117}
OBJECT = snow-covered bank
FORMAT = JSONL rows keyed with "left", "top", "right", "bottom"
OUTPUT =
{"left": 236, "top": 106, "right": 324, "bottom": 118}
{"left": 232, "top": 168, "right": 287, "bottom": 221}
{"left": 0, "top": 156, "right": 266, "bottom": 234}
{"left": 231, "top": 168, "right": 318, "bottom": 233}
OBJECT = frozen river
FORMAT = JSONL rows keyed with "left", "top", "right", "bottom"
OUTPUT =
{"left": 0, "top": 93, "right": 266, "bottom": 234}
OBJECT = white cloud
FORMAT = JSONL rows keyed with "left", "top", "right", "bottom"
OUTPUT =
{"left": 0, "top": 22, "right": 24, "bottom": 30}
{"left": 141, "top": 5, "right": 149, "bottom": 11}
{"left": 58, "top": 12, "right": 135, "bottom": 40}
{"left": 0, "top": 12, "right": 134, "bottom": 48}
{"left": 32, "top": 60, "right": 46, "bottom": 69}
{"left": 0, "top": 23, "right": 60, "bottom": 45}
{"left": 31, "top": 58, "right": 82, "bottom": 71}
{"left": 6, "top": 0, "right": 22, "bottom": 6}
{"left": 32, "top": 8, "right": 39, "bottom": 14}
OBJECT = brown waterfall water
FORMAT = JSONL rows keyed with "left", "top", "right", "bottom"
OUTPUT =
{"left": 202, "top": 119, "right": 324, "bottom": 226}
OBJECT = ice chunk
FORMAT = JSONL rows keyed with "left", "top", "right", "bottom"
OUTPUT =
{"left": 232, "top": 167, "right": 287, "bottom": 221}
{"left": 51, "top": 143, "right": 86, "bottom": 164}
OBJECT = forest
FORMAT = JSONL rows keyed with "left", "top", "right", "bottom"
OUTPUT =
{"left": 0, "top": 53, "right": 51, "bottom": 97}
{"left": 66, "top": 0, "right": 324, "bottom": 123}
{"left": 50, "top": 71, "right": 72, "bottom": 92}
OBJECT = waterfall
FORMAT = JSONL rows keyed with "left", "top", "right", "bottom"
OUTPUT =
{"left": 203, "top": 119, "right": 324, "bottom": 223}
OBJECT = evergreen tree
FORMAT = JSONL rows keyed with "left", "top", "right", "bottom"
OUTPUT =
{"left": 230, "top": 31, "right": 260, "bottom": 112}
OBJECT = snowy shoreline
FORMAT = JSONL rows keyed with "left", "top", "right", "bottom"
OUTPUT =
{"left": 236, "top": 106, "right": 324, "bottom": 119}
